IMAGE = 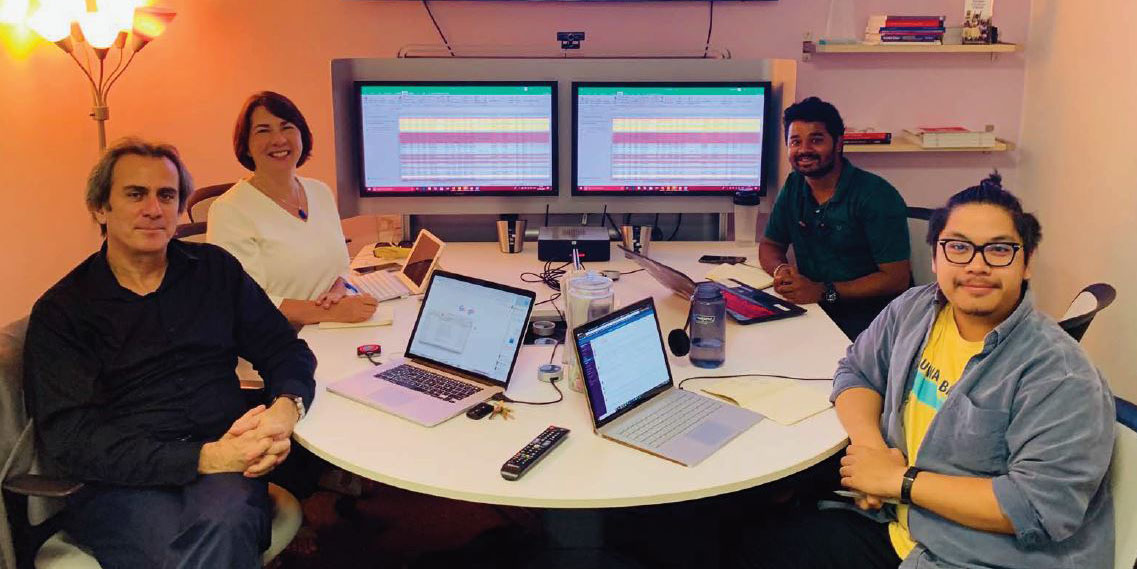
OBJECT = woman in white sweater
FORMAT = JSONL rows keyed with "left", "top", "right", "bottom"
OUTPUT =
{"left": 208, "top": 91, "right": 377, "bottom": 325}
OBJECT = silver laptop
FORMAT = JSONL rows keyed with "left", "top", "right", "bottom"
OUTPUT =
{"left": 329, "top": 270, "right": 536, "bottom": 427}
{"left": 350, "top": 229, "right": 446, "bottom": 301}
{"left": 573, "top": 297, "right": 761, "bottom": 466}
{"left": 617, "top": 245, "right": 697, "bottom": 299}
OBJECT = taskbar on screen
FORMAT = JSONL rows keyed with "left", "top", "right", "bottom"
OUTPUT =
{"left": 364, "top": 185, "right": 553, "bottom": 194}
{"left": 576, "top": 185, "right": 761, "bottom": 192}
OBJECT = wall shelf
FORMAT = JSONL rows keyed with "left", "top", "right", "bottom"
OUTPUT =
{"left": 802, "top": 39, "right": 1018, "bottom": 61}
{"left": 844, "top": 138, "right": 1014, "bottom": 153}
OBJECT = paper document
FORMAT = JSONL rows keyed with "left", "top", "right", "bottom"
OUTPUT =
{"left": 705, "top": 264, "right": 775, "bottom": 291}
{"left": 701, "top": 377, "right": 832, "bottom": 425}
{"left": 318, "top": 305, "right": 395, "bottom": 329}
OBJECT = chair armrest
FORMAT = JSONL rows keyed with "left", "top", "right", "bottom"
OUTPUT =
{"left": 3, "top": 474, "right": 84, "bottom": 499}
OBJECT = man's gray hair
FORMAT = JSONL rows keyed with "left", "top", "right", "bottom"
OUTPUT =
{"left": 86, "top": 138, "right": 194, "bottom": 235}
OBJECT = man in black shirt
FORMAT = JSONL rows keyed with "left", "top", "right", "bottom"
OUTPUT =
{"left": 24, "top": 139, "right": 316, "bottom": 568}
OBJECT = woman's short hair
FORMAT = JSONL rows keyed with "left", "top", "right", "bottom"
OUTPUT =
{"left": 86, "top": 138, "right": 193, "bottom": 235}
{"left": 232, "top": 91, "right": 313, "bottom": 171}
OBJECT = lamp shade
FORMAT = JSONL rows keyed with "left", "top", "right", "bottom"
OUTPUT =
{"left": 26, "top": 6, "right": 71, "bottom": 42}
{"left": 130, "top": 6, "right": 174, "bottom": 52}
{"left": 0, "top": 0, "right": 30, "bottom": 25}
{"left": 78, "top": 10, "right": 120, "bottom": 48}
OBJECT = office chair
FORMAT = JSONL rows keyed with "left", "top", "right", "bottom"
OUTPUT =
{"left": 186, "top": 183, "right": 233, "bottom": 223}
{"left": 1058, "top": 283, "right": 1117, "bottom": 342}
{"left": 341, "top": 214, "right": 405, "bottom": 257}
{"left": 174, "top": 221, "right": 208, "bottom": 243}
{"left": 1113, "top": 396, "right": 1137, "bottom": 569}
{"left": 906, "top": 207, "right": 935, "bottom": 287}
{"left": 0, "top": 318, "right": 302, "bottom": 569}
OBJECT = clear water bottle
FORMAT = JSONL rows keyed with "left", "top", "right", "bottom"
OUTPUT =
{"left": 689, "top": 282, "right": 726, "bottom": 368}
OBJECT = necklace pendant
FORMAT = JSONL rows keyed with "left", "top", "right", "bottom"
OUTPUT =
{"left": 298, "top": 208, "right": 308, "bottom": 220}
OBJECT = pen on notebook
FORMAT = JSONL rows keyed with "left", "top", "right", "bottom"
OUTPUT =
{"left": 343, "top": 281, "right": 360, "bottom": 294}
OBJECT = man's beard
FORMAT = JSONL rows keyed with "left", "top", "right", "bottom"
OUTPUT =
{"left": 793, "top": 152, "right": 838, "bottom": 179}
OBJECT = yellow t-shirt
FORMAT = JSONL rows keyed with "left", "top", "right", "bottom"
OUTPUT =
{"left": 889, "top": 304, "right": 984, "bottom": 558}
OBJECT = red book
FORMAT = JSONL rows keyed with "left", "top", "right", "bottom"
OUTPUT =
{"left": 885, "top": 17, "right": 945, "bottom": 28}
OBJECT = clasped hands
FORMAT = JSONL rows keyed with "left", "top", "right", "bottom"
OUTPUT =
{"left": 315, "top": 277, "right": 378, "bottom": 322}
{"left": 772, "top": 265, "right": 825, "bottom": 305}
{"left": 839, "top": 445, "right": 908, "bottom": 510}
{"left": 199, "top": 399, "right": 299, "bottom": 478}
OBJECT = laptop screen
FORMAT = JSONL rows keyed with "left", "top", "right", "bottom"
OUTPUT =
{"left": 401, "top": 230, "right": 444, "bottom": 288}
{"left": 618, "top": 245, "right": 696, "bottom": 298}
{"left": 574, "top": 298, "right": 674, "bottom": 428}
{"left": 406, "top": 271, "right": 535, "bottom": 385}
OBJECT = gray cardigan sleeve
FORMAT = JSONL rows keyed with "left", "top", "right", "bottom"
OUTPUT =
{"left": 991, "top": 365, "right": 1115, "bottom": 548}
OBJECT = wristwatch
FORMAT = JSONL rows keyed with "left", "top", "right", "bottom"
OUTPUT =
{"left": 823, "top": 282, "right": 839, "bottom": 304}
{"left": 900, "top": 466, "right": 922, "bottom": 504}
{"left": 274, "top": 394, "right": 306, "bottom": 421}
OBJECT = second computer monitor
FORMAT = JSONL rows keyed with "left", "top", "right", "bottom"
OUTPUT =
{"left": 356, "top": 81, "right": 557, "bottom": 197}
{"left": 573, "top": 81, "right": 773, "bottom": 196}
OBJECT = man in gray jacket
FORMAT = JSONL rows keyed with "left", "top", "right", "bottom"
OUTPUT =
{"left": 729, "top": 174, "right": 1114, "bottom": 569}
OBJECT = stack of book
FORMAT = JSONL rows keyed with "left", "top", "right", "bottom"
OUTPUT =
{"left": 903, "top": 127, "right": 997, "bottom": 148}
{"left": 843, "top": 131, "right": 892, "bottom": 145}
{"left": 865, "top": 15, "right": 946, "bottom": 45}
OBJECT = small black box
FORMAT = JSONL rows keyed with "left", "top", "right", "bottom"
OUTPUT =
{"left": 537, "top": 226, "right": 611, "bottom": 262}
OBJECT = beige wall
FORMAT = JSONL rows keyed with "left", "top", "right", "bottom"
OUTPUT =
{"left": 1019, "top": 0, "right": 1137, "bottom": 399}
{"left": 0, "top": 0, "right": 1031, "bottom": 325}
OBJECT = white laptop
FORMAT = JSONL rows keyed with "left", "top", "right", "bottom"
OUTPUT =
{"left": 328, "top": 270, "right": 536, "bottom": 427}
{"left": 350, "top": 229, "right": 445, "bottom": 301}
{"left": 573, "top": 297, "right": 762, "bottom": 466}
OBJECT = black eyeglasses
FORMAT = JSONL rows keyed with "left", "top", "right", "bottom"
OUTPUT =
{"left": 938, "top": 239, "right": 1022, "bottom": 267}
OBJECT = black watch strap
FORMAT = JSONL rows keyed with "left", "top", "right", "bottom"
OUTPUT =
{"left": 823, "top": 282, "right": 839, "bottom": 304}
{"left": 900, "top": 466, "right": 921, "bottom": 504}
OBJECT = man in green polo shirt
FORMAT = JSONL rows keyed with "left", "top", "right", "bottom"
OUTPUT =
{"left": 759, "top": 97, "right": 911, "bottom": 340}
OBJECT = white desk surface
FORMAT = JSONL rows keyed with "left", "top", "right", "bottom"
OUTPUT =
{"left": 294, "top": 241, "right": 851, "bottom": 508}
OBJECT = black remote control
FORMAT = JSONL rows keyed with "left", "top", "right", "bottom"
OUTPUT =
{"left": 501, "top": 426, "right": 569, "bottom": 481}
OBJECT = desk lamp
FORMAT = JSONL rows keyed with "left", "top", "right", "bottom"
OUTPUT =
{"left": 27, "top": 3, "right": 175, "bottom": 152}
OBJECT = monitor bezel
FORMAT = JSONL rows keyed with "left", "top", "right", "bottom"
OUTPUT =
{"left": 571, "top": 80, "right": 774, "bottom": 197}
{"left": 404, "top": 269, "right": 537, "bottom": 388}
{"left": 354, "top": 80, "right": 559, "bottom": 198}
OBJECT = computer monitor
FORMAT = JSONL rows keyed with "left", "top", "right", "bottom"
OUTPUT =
{"left": 572, "top": 81, "right": 773, "bottom": 196}
{"left": 355, "top": 81, "right": 558, "bottom": 197}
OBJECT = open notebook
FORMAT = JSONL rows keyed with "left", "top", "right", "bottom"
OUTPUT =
{"left": 700, "top": 377, "right": 831, "bottom": 425}
{"left": 704, "top": 263, "right": 775, "bottom": 290}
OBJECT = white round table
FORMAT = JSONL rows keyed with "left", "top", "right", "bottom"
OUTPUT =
{"left": 293, "top": 241, "right": 851, "bottom": 508}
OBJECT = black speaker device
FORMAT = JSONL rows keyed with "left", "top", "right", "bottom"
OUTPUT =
{"left": 537, "top": 226, "right": 611, "bottom": 262}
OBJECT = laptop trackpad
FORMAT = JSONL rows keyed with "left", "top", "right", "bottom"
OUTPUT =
{"left": 686, "top": 421, "right": 732, "bottom": 446}
{"left": 370, "top": 387, "right": 416, "bottom": 407}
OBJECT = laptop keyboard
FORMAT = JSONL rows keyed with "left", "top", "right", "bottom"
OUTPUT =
{"left": 351, "top": 271, "right": 408, "bottom": 301}
{"left": 376, "top": 364, "right": 482, "bottom": 402}
{"left": 612, "top": 391, "right": 720, "bottom": 449}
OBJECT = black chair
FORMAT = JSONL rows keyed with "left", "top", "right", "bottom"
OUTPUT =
{"left": 1058, "top": 283, "right": 1116, "bottom": 342}
{"left": 185, "top": 184, "right": 233, "bottom": 223}
{"left": 907, "top": 207, "right": 934, "bottom": 286}
{"left": 0, "top": 318, "right": 302, "bottom": 569}
{"left": 174, "top": 221, "right": 207, "bottom": 242}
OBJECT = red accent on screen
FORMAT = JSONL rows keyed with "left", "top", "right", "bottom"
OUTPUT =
{"left": 611, "top": 132, "right": 761, "bottom": 144}
{"left": 398, "top": 132, "right": 551, "bottom": 144}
